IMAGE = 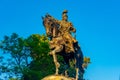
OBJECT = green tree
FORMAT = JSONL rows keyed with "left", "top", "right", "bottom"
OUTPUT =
{"left": 0, "top": 33, "right": 30, "bottom": 79}
{"left": 22, "top": 34, "right": 55, "bottom": 80}
{"left": 0, "top": 33, "right": 54, "bottom": 80}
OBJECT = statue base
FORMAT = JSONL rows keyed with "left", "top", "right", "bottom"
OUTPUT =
{"left": 42, "top": 75, "right": 75, "bottom": 80}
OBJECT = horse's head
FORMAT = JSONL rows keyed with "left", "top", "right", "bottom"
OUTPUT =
{"left": 42, "top": 14, "right": 54, "bottom": 37}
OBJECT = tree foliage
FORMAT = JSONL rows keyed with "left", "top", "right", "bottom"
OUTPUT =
{"left": 22, "top": 34, "right": 55, "bottom": 80}
{"left": 0, "top": 33, "right": 54, "bottom": 80}
{"left": 0, "top": 33, "right": 30, "bottom": 79}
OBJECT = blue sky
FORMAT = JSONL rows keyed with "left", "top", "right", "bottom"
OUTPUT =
{"left": 0, "top": 0, "right": 120, "bottom": 80}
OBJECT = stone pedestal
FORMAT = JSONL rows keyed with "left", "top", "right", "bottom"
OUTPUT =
{"left": 42, "top": 75, "right": 75, "bottom": 80}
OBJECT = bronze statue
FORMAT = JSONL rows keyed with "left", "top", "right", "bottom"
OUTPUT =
{"left": 42, "top": 10, "right": 85, "bottom": 80}
{"left": 55, "top": 10, "right": 77, "bottom": 53}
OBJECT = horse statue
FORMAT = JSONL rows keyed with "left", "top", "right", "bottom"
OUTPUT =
{"left": 42, "top": 14, "right": 84, "bottom": 80}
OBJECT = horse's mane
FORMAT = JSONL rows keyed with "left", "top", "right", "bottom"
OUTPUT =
{"left": 42, "top": 14, "right": 60, "bottom": 38}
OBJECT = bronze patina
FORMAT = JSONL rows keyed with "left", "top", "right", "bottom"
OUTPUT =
{"left": 42, "top": 10, "right": 87, "bottom": 80}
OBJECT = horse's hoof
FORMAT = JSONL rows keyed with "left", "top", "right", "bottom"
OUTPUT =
{"left": 55, "top": 73, "right": 58, "bottom": 75}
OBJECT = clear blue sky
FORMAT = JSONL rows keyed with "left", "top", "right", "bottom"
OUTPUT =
{"left": 0, "top": 0, "right": 120, "bottom": 80}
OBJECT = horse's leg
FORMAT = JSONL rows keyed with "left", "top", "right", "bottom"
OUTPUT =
{"left": 75, "top": 48, "right": 84, "bottom": 80}
{"left": 74, "top": 51, "right": 81, "bottom": 80}
{"left": 64, "top": 62, "right": 69, "bottom": 77}
{"left": 63, "top": 56, "right": 69, "bottom": 77}
{"left": 50, "top": 45, "right": 63, "bottom": 75}
{"left": 52, "top": 51, "right": 60, "bottom": 75}
{"left": 75, "top": 68, "right": 79, "bottom": 80}
{"left": 73, "top": 56, "right": 79, "bottom": 80}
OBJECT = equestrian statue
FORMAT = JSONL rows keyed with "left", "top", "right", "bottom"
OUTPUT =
{"left": 42, "top": 10, "right": 90, "bottom": 80}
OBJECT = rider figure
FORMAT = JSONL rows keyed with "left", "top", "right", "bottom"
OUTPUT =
{"left": 56, "top": 10, "right": 77, "bottom": 53}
